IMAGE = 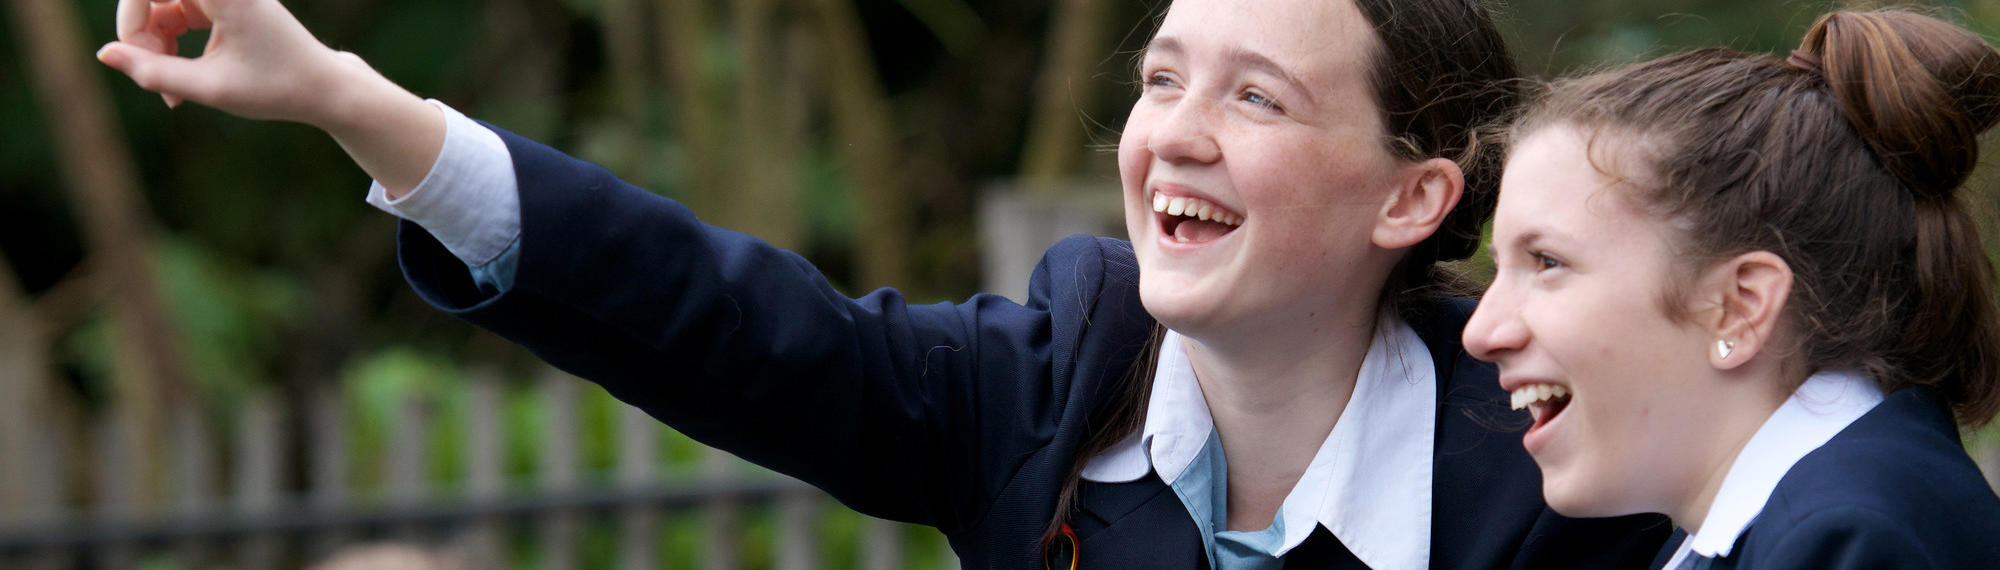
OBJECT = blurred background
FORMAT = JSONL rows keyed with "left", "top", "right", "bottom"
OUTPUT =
{"left": 4, "top": 0, "right": 2000, "bottom": 568}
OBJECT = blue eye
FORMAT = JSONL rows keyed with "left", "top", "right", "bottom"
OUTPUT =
{"left": 1242, "top": 89, "right": 1282, "bottom": 111}
{"left": 1144, "top": 73, "right": 1180, "bottom": 90}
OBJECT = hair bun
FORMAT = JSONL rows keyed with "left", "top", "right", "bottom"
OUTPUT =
{"left": 1799, "top": 10, "right": 2000, "bottom": 198}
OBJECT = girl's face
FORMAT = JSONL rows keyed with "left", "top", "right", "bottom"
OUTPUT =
{"left": 1464, "top": 127, "right": 1721, "bottom": 517}
{"left": 1119, "top": 0, "right": 1411, "bottom": 336}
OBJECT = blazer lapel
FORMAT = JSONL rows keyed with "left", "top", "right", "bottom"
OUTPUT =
{"left": 1071, "top": 477, "right": 1206, "bottom": 569}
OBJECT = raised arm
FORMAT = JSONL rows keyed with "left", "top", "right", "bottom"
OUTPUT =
{"left": 98, "top": 0, "right": 440, "bottom": 196}
{"left": 96, "top": 2, "right": 1160, "bottom": 540}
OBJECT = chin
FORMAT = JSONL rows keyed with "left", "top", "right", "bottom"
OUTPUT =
{"left": 1136, "top": 272, "right": 1220, "bottom": 333}
{"left": 1540, "top": 476, "right": 1633, "bottom": 519}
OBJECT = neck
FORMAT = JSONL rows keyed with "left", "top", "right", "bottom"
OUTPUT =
{"left": 1181, "top": 298, "right": 1381, "bottom": 530}
{"left": 1667, "top": 364, "right": 1797, "bottom": 534}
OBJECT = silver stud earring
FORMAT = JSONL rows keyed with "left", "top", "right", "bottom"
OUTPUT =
{"left": 1717, "top": 339, "right": 1735, "bottom": 359}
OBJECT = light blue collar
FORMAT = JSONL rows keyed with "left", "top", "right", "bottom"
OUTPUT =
{"left": 1080, "top": 312, "right": 1437, "bottom": 569}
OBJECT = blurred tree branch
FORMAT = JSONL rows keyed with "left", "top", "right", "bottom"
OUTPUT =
{"left": 29, "top": 259, "right": 105, "bottom": 336}
{"left": 727, "top": 0, "right": 803, "bottom": 250}
{"left": 10, "top": 0, "right": 193, "bottom": 511}
{"left": 659, "top": 0, "right": 729, "bottom": 218}
{"left": 1020, "top": 0, "right": 1112, "bottom": 191}
{"left": 602, "top": 0, "right": 650, "bottom": 175}
{"left": 809, "top": 0, "right": 912, "bottom": 289}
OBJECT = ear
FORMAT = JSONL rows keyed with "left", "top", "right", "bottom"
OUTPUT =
{"left": 1373, "top": 158, "right": 1464, "bottom": 250}
{"left": 1703, "top": 251, "right": 1793, "bottom": 370}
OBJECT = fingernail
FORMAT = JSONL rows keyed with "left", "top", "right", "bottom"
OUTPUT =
{"left": 163, "top": 94, "right": 180, "bottom": 109}
{"left": 96, "top": 44, "right": 125, "bottom": 68}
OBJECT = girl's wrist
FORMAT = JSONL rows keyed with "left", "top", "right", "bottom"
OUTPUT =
{"left": 309, "top": 53, "right": 414, "bottom": 135}
{"left": 306, "top": 51, "right": 446, "bottom": 194}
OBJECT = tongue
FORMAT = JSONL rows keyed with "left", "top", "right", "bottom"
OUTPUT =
{"left": 1173, "top": 219, "right": 1236, "bottom": 242}
{"left": 1534, "top": 396, "right": 1571, "bottom": 429}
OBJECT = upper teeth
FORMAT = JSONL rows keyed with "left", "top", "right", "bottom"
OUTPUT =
{"left": 1152, "top": 193, "right": 1243, "bottom": 226}
{"left": 1509, "top": 383, "right": 1570, "bottom": 411}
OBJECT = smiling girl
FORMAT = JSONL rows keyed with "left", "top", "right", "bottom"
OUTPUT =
{"left": 98, "top": 0, "right": 1668, "bottom": 567}
{"left": 1468, "top": 9, "right": 2000, "bottom": 569}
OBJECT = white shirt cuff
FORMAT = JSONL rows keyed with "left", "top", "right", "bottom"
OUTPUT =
{"left": 364, "top": 99, "right": 521, "bottom": 266}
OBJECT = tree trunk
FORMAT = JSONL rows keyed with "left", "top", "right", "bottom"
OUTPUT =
{"left": 808, "top": 0, "right": 911, "bottom": 289}
{"left": 10, "top": 0, "right": 192, "bottom": 512}
{"left": 601, "top": 0, "right": 653, "bottom": 180}
{"left": 728, "top": 0, "right": 803, "bottom": 250}
{"left": 660, "top": 0, "right": 731, "bottom": 217}
{"left": 1019, "top": 0, "right": 1112, "bottom": 192}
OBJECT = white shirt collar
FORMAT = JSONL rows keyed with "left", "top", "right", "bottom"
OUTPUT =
{"left": 1662, "top": 369, "right": 1884, "bottom": 568}
{"left": 1080, "top": 312, "right": 1438, "bottom": 569}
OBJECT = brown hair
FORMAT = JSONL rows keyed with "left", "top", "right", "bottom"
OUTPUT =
{"left": 1512, "top": 9, "right": 2000, "bottom": 428}
{"left": 1043, "top": 0, "right": 1522, "bottom": 545}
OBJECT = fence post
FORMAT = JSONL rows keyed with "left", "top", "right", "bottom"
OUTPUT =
{"left": 701, "top": 446, "right": 742, "bottom": 569}
{"left": 617, "top": 403, "right": 661, "bottom": 570}
{"left": 976, "top": 182, "right": 1122, "bottom": 302}
{"left": 861, "top": 518, "right": 903, "bottom": 570}
{"left": 457, "top": 366, "right": 507, "bottom": 568}
{"left": 21, "top": 419, "right": 72, "bottom": 570}
{"left": 777, "top": 486, "right": 821, "bottom": 570}
{"left": 307, "top": 382, "right": 353, "bottom": 561}
{"left": 387, "top": 382, "right": 434, "bottom": 541}
{"left": 1, "top": 332, "right": 71, "bottom": 570}
{"left": 91, "top": 413, "right": 137, "bottom": 570}
{"left": 170, "top": 401, "right": 216, "bottom": 566}
{"left": 234, "top": 392, "right": 287, "bottom": 570}
{"left": 538, "top": 368, "right": 581, "bottom": 570}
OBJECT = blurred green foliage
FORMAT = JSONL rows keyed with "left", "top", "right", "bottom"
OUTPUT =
{"left": 9, "top": 0, "right": 2000, "bottom": 567}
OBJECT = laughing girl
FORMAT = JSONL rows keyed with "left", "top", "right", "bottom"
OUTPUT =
{"left": 1469, "top": 9, "right": 2000, "bottom": 569}
{"left": 98, "top": 0, "right": 1668, "bottom": 566}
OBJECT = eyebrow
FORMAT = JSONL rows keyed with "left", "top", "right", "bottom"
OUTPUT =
{"left": 1491, "top": 228, "right": 1546, "bottom": 265}
{"left": 1143, "top": 37, "right": 1321, "bottom": 107}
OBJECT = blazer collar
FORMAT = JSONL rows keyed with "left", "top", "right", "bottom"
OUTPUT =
{"left": 1664, "top": 369, "right": 1884, "bottom": 566}
{"left": 1080, "top": 311, "right": 1437, "bottom": 569}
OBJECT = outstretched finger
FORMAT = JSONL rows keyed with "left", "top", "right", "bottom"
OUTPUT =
{"left": 97, "top": 41, "right": 223, "bottom": 108}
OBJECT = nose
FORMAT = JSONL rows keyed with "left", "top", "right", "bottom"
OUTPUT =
{"left": 1463, "top": 284, "right": 1529, "bottom": 363}
{"left": 1147, "top": 96, "right": 1222, "bottom": 165}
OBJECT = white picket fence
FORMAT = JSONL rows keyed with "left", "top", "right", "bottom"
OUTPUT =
{"left": 0, "top": 366, "right": 953, "bottom": 570}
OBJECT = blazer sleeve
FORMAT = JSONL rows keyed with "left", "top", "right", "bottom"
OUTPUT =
{"left": 394, "top": 123, "right": 1146, "bottom": 534}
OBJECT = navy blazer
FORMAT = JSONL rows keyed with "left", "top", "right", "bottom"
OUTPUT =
{"left": 394, "top": 125, "right": 1669, "bottom": 568}
{"left": 1677, "top": 388, "right": 2000, "bottom": 569}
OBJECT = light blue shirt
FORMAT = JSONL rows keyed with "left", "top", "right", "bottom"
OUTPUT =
{"left": 1081, "top": 326, "right": 1437, "bottom": 569}
{"left": 1171, "top": 428, "right": 1285, "bottom": 570}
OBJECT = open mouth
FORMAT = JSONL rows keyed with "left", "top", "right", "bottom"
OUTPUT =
{"left": 1510, "top": 383, "right": 1572, "bottom": 431}
{"left": 1152, "top": 192, "right": 1243, "bottom": 244}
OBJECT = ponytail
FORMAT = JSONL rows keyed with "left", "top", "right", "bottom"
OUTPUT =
{"left": 1807, "top": 10, "right": 2000, "bottom": 426}
{"left": 1905, "top": 197, "right": 2000, "bottom": 424}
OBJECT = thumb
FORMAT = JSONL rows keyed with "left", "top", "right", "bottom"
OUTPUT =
{"left": 98, "top": 41, "right": 217, "bottom": 107}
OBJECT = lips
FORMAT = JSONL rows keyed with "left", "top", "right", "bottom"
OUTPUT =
{"left": 1150, "top": 190, "right": 1243, "bottom": 244}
